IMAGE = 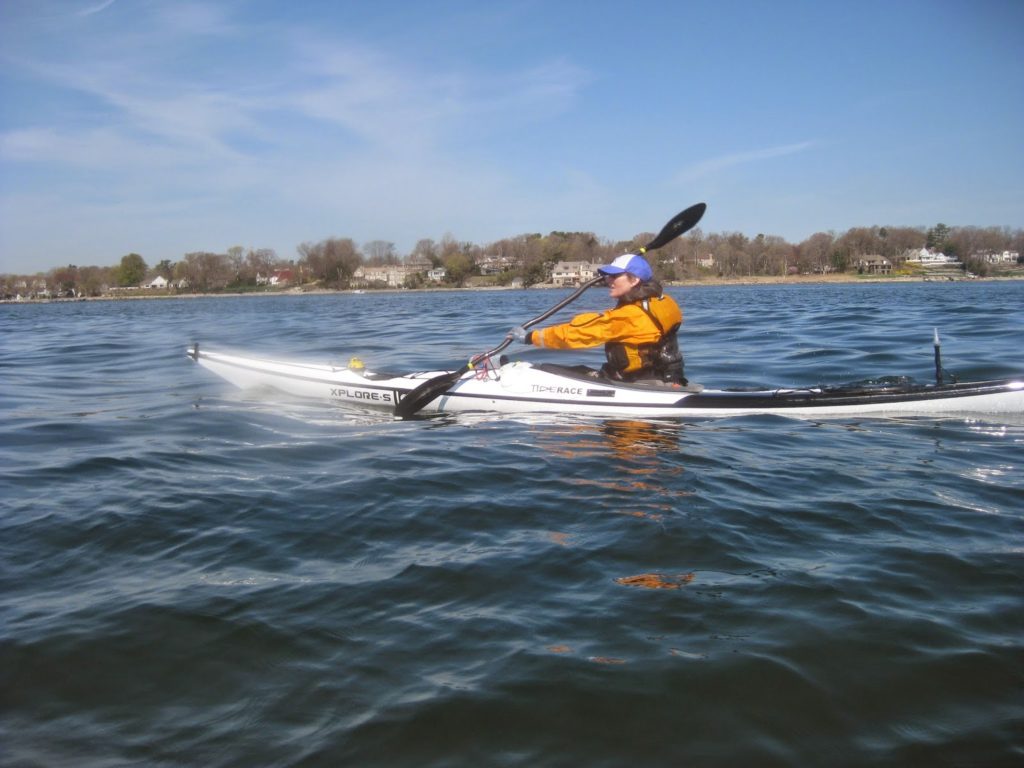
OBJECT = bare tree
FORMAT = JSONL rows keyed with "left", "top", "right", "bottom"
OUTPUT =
{"left": 177, "top": 252, "right": 231, "bottom": 291}
{"left": 364, "top": 240, "right": 398, "bottom": 266}
{"left": 297, "top": 238, "right": 362, "bottom": 287}
{"left": 947, "top": 226, "right": 1010, "bottom": 260}
{"left": 245, "top": 248, "right": 278, "bottom": 283}
{"left": 48, "top": 264, "right": 80, "bottom": 296}
{"left": 796, "top": 232, "right": 834, "bottom": 273}
{"left": 409, "top": 238, "right": 439, "bottom": 266}
{"left": 78, "top": 265, "right": 112, "bottom": 296}
{"left": 879, "top": 227, "right": 926, "bottom": 263}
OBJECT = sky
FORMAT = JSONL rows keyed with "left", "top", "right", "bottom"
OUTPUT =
{"left": 1, "top": 0, "right": 1022, "bottom": 275}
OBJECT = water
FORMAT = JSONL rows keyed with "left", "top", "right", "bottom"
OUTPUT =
{"left": 2, "top": 282, "right": 1023, "bottom": 767}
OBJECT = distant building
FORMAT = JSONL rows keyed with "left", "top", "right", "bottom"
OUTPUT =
{"left": 256, "top": 269, "right": 294, "bottom": 286}
{"left": 905, "top": 247, "right": 958, "bottom": 265}
{"left": 354, "top": 265, "right": 419, "bottom": 288}
{"left": 406, "top": 256, "right": 433, "bottom": 271}
{"left": 146, "top": 275, "right": 169, "bottom": 289}
{"left": 477, "top": 254, "right": 518, "bottom": 275}
{"left": 551, "top": 261, "right": 599, "bottom": 286}
{"left": 973, "top": 250, "right": 1019, "bottom": 264}
{"left": 856, "top": 255, "right": 892, "bottom": 275}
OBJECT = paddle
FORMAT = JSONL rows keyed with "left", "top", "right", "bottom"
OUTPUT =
{"left": 394, "top": 202, "right": 707, "bottom": 418}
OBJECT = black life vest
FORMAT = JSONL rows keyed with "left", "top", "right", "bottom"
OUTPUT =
{"left": 603, "top": 298, "right": 686, "bottom": 384}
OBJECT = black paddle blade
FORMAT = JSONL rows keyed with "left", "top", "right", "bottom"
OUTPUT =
{"left": 642, "top": 202, "right": 706, "bottom": 253}
{"left": 394, "top": 369, "right": 464, "bottom": 418}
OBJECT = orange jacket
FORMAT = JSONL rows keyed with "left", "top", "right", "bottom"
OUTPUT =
{"left": 530, "top": 294, "right": 683, "bottom": 374}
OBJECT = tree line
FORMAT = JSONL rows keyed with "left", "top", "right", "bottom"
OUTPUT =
{"left": 3, "top": 222, "right": 1022, "bottom": 298}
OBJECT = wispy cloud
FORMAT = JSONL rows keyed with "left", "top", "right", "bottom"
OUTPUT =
{"left": 3, "top": 9, "right": 585, "bottom": 164}
{"left": 0, "top": 4, "right": 594, "bottom": 267}
{"left": 286, "top": 43, "right": 586, "bottom": 156}
{"left": 677, "top": 141, "right": 817, "bottom": 183}
{"left": 153, "top": 2, "right": 237, "bottom": 36}
{"left": 76, "top": 0, "right": 116, "bottom": 17}
{"left": 0, "top": 54, "right": 257, "bottom": 163}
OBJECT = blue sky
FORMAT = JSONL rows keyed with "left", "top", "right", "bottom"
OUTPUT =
{"left": 1, "top": 0, "right": 1022, "bottom": 274}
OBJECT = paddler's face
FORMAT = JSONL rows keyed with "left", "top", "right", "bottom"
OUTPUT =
{"left": 606, "top": 272, "right": 640, "bottom": 299}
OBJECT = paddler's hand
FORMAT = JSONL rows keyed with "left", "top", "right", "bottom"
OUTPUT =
{"left": 509, "top": 325, "right": 530, "bottom": 344}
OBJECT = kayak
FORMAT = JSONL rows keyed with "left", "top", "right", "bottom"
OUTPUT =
{"left": 187, "top": 346, "right": 1024, "bottom": 418}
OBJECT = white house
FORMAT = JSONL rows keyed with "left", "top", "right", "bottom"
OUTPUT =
{"left": 551, "top": 261, "right": 599, "bottom": 286}
{"left": 905, "top": 247, "right": 958, "bottom": 265}
{"left": 146, "top": 275, "right": 169, "bottom": 289}
{"left": 256, "top": 269, "right": 294, "bottom": 286}
{"left": 976, "top": 250, "right": 1020, "bottom": 264}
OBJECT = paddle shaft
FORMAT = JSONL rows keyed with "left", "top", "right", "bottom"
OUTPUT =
{"left": 393, "top": 277, "right": 603, "bottom": 417}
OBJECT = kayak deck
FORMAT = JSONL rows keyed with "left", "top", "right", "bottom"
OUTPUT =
{"left": 187, "top": 346, "right": 1024, "bottom": 418}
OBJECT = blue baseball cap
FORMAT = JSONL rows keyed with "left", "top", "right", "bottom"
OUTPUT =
{"left": 597, "top": 253, "right": 653, "bottom": 282}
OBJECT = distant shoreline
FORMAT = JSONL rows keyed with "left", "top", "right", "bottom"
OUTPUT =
{"left": 4, "top": 272, "right": 1022, "bottom": 304}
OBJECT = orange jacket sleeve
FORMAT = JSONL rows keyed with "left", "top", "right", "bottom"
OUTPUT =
{"left": 531, "top": 303, "right": 666, "bottom": 350}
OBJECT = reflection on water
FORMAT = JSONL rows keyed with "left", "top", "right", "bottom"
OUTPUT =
{"left": 601, "top": 418, "right": 685, "bottom": 458}
{"left": 529, "top": 417, "right": 684, "bottom": 462}
{"left": 528, "top": 418, "right": 690, "bottom": 503}
{"left": 615, "top": 572, "right": 696, "bottom": 589}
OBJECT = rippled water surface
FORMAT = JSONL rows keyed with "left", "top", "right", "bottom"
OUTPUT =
{"left": 3, "top": 282, "right": 1023, "bottom": 767}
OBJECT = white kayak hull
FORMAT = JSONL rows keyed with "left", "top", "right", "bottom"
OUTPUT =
{"left": 188, "top": 347, "right": 1024, "bottom": 418}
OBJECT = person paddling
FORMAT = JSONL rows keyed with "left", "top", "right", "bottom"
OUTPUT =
{"left": 510, "top": 253, "right": 687, "bottom": 384}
